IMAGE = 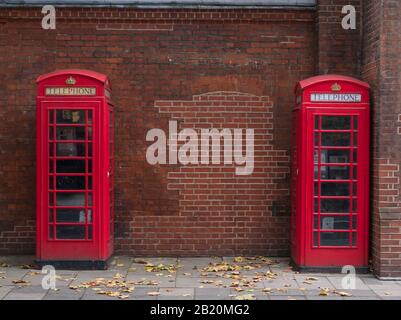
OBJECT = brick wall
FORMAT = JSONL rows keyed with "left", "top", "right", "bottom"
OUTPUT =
{"left": 362, "top": 0, "right": 401, "bottom": 278}
{"left": 0, "top": 7, "right": 316, "bottom": 255}
{"left": 316, "top": 0, "right": 361, "bottom": 76}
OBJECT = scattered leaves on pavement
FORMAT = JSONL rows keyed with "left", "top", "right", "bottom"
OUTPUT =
{"left": 145, "top": 263, "right": 178, "bottom": 273}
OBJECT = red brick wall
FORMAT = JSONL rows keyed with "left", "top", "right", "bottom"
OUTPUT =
{"left": 362, "top": 0, "right": 401, "bottom": 278}
{"left": 316, "top": 0, "right": 361, "bottom": 76}
{"left": 0, "top": 7, "right": 316, "bottom": 255}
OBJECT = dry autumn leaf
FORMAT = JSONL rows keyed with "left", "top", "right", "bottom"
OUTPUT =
{"left": 147, "top": 291, "right": 160, "bottom": 296}
{"left": 305, "top": 277, "right": 319, "bottom": 281}
{"left": 319, "top": 288, "right": 330, "bottom": 296}
{"left": 12, "top": 279, "right": 30, "bottom": 285}
{"left": 336, "top": 291, "right": 352, "bottom": 297}
{"left": 234, "top": 294, "right": 256, "bottom": 300}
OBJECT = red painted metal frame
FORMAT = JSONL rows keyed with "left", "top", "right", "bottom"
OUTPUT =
{"left": 291, "top": 75, "right": 370, "bottom": 268}
{"left": 36, "top": 70, "right": 114, "bottom": 262}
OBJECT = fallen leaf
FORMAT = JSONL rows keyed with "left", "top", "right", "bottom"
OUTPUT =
{"left": 12, "top": 279, "right": 30, "bottom": 285}
{"left": 319, "top": 288, "right": 330, "bottom": 296}
{"left": 234, "top": 257, "right": 246, "bottom": 263}
{"left": 147, "top": 291, "right": 160, "bottom": 296}
{"left": 127, "top": 268, "right": 137, "bottom": 272}
{"left": 234, "top": 294, "right": 256, "bottom": 300}
{"left": 119, "top": 294, "right": 129, "bottom": 299}
{"left": 133, "top": 259, "right": 149, "bottom": 264}
{"left": 305, "top": 277, "right": 318, "bottom": 281}
{"left": 20, "top": 265, "right": 36, "bottom": 270}
{"left": 116, "top": 264, "right": 125, "bottom": 267}
{"left": 336, "top": 291, "right": 352, "bottom": 297}
{"left": 183, "top": 272, "right": 192, "bottom": 276}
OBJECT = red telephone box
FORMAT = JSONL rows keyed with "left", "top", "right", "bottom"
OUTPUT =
{"left": 36, "top": 70, "right": 114, "bottom": 269}
{"left": 291, "top": 75, "right": 370, "bottom": 271}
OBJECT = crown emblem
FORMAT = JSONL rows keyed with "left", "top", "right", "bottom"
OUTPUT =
{"left": 331, "top": 83, "right": 341, "bottom": 92}
{"left": 66, "top": 76, "right": 76, "bottom": 85}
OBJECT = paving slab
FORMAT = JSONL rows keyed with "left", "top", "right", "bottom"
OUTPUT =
{"left": 3, "top": 285, "right": 48, "bottom": 300}
{"left": 176, "top": 276, "right": 232, "bottom": 289}
{"left": 126, "top": 273, "right": 175, "bottom": 288}
{"left": 195, "top": 288, "right": 232, "bottom": 300}
{"left": 327, "top": 276, "right": 371, "bottom": 291}
{"left": 294, "top": 275, "right": 336, "bottom": 290}
{"left": 0, "top": 286, "right": 14, "bottom": 299}
{"left": 158, "top": 288, "right": 194, "bottom": 300}
{"left": 44, "top": 288, "right": 85, "bottom": 300}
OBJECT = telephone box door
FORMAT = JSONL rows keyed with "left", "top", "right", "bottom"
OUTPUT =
{"left": 305, "top": 108, "right": 369, "bottom": 266}
{"left": 40, "top": 102, "right": 100, "bottom": 259}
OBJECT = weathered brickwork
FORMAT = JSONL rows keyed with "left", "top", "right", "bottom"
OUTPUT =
{"left": 362, "top": 0, "right": 401, "bottom": 278}
{"left": 0, "top": 7, "right": 316, "bottom": 256}
{"left": 0, "top": 3, "right": 400, "bottom": 276}
{"left": 316, "top": 0, "right": 361, "bottom": 76}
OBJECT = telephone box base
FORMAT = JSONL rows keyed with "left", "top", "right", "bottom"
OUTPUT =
{"left": 290, "top": 260, "right": 369, "bottom": 274}
{"left": 35, "top": 259, "right": 110, "bottom": 270}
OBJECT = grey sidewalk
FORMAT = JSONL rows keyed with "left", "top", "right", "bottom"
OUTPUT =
{"left": 1, "top": 256, "right": 401, "bottom": 300}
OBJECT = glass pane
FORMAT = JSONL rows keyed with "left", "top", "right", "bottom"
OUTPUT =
{"left": 56, "top": 143, "right": 86, "bottom": 157}
{"left": 319, "top": 149, "right": 351, "bottom": 164}
{"left": 49, "top": 192, "right": 54, "bottom": 206}
{"left": 321, "top": 182, "right": 350, "bottom": 196}
{"left": 320, "top": 166, "right": 350, "bottom": 180}
{"left": 56, "top": 208, "right": 86, "bottom": 223}
{"left": 88, "top": 111, "right": 93, "bottom": 124}
{"left": 314, "top": 215, "right": 352, "bottom": 230}
{"left": 88, "top": 193, "right": 92, "bottom": 206}
{"left": 49, "top": 160, "right": 54, "bottom": 173}
{"left": 88, "top": 127, "right": 93, "bottom": 140}
{"left": 56, "top": 110, "right": 85, "bottom": 124}
{"left": 49, "top": 110, "right": 54, "bottom": 124}
{"left": 49, "top": 177, "right": 54, "bottom": 190}
{"left": 314, "top": 116, "right": 319, "bottom": 130}
{"left": 314, "top": 133, "right": 319, "bottom": 146}
{"left": 88, "top": 209, "right": 92, "bottom": 223}
{"left": 56, "top": 193, "right": 85, "bottom": 206}
{"left": 56, "top": 160, "right": 86, "bottom": 173}
{"left": 56, "top": 176, "right": 85, "bottom": 190}
{"left": 56, "top": 127, "right": 85, "bottom": 140}
{"left": 321, "top": 132, "right": 350, "bottom": 146}
{"left": 49, "top": 209, "right": 54, "bottom": 222}
{"left": 49, "top": 143, "right": 54, "bottom": 156}
{"left": 318, "top": 199, "right": 350, "bottom": 213}
{"left": 88, "top": 225, "right": 93, "bottom": 240}
{"left": 49, "top": 127, "right": 54, "bottom": 140}
{"left": 320, "top": 232, "right": 350, "bottom": 246}
{"left": 49, "top": 225, "right": 54, "bottom": 239}
{"left": 321, "top": 116, "right": 351, "bottom": 130}
{"left": 56, "top": 225, "right": 86, "bottom": 239}
{"left": 313, "top": 232, "right": 319, "bottom": 246}
{"left": 353, "top": 117, "right": 358, "bottom": 129}
{"left": 353, "top": 133, "right": 358, "bottom": 146}
{"left": 352, "top": 232, "right": 357, "bottom": 246}
{"left": 88, "top": 143, "right": 92, "bottom": 157}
